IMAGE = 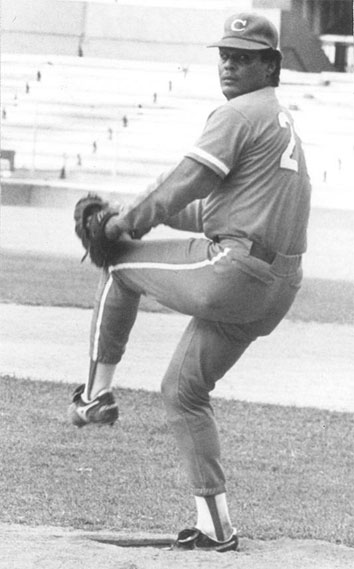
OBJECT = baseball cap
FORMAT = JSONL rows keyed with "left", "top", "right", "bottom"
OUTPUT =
{"left": 208, "top": 12, "right": 279, "bottom": 51}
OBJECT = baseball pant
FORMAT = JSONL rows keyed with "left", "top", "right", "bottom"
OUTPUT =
{"left": 88, "top": 236, "right": 302, "bottom": 495}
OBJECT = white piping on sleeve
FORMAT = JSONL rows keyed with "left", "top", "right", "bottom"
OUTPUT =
{"left": 188, "top": 147, "right": 230, "bottom": 176}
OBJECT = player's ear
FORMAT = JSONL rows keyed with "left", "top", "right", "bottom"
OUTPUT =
{"left": 265, "top": 59, "right": 276, "bottom": 78}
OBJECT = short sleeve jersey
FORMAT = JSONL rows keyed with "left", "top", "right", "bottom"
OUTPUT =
{"left": 185, "top": 87, "right": 311, "bottom": 255}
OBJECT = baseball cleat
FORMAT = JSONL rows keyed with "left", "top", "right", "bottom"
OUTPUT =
{"left": 172, "top": 528, "right": 238, "bottom": 552}
{"left": 68, "top": 384, "right": 119, "bottom": 428}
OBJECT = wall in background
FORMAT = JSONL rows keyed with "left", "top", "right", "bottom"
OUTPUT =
{"left": 1, "top": 0, "right": 280, "bottom": 64}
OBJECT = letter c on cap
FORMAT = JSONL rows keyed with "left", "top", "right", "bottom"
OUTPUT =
{"left": 230, "top": 18, "right": 247, "bottom": 32}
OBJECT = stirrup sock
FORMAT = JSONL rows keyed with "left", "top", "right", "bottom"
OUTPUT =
{"left": 195, "top": 494, "right": 234, "bottom": 542}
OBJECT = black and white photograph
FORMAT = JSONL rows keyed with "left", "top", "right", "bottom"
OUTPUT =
{"left": 1, "top": 1, "right": 353, "bottom": 567}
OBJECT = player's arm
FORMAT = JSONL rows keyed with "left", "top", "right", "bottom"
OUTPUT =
{"left": 164, "top": 199, "right": 204, "bottom": 233}
{"left": 105, "top": 157, "right": 221, "bottom": 239}
{"left": 105, "top": 104, "right": 246, "bottom": 240}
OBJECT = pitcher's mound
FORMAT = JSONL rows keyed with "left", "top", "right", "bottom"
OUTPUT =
{"left": 1, "top": 524, "right": 354, "bottom": 569}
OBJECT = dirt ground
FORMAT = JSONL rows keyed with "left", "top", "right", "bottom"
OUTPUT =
{"left": 1, "top": 524, "right": 354, "bottom": 569}
{"left": 0, "top": 525, "right": 354, "bottom": 569}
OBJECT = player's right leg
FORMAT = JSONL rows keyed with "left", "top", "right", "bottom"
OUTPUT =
{"left": 161, "top": 316, "right": 253, "bottom": 547}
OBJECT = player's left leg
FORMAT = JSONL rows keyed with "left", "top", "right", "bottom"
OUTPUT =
{"left": 68, "top": 269, "right": 140, "bottom": 427}
{"left": 161, "top": 316, "right": 255, "bottom": 548}
{"left": 69, "top": 236, "right": 231, "bottom": 427}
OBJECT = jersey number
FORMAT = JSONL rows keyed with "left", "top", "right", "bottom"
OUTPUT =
{"left": 278, "top": 111, "right": 299, "bottom": 172}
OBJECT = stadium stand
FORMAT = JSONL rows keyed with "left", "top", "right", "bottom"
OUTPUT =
{"left": 1, "top": 54, "right": 353, "bottom": 202}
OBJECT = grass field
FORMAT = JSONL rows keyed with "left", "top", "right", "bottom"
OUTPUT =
{"left": 1, "top": 376, "right": 354, "bottom": 546}
{"left": 1, "top": 248, "right": 354, "bottom": 324}
{"left": 1, "top": 246, "right": 354, "bottom": 546}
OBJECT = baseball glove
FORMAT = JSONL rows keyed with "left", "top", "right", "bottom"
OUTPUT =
{"left": 74, "top": 193, "right": 121, "bottom": 268}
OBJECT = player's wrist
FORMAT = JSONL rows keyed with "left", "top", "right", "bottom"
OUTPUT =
{"left": 105, "top": 216, "right": 129, "bottom": 240}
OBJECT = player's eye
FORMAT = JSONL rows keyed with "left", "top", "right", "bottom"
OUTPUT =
{"left": 219, "top": 50, "right": 230, "bottom": 63}
{"left": 219, "top": 51, "right": 255, "bottom": 65}
{"left": 236, "top": 54, "right": 252, "bottom": 65}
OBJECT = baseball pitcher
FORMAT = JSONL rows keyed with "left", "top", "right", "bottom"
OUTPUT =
{"left": 69, "top": 11, "right": 311, "bottom": 552}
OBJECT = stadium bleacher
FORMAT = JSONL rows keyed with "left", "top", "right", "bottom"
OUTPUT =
{"left": 1, "top": 53, "right": 353, "bottom": 205}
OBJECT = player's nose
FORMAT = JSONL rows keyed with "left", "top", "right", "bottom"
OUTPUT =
{"left": 222, "top": 57, "right": 238, "bottom": 70}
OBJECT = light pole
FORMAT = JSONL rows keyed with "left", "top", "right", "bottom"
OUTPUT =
{"left": 78, "top": 1, "right": 88, "bottom": 56}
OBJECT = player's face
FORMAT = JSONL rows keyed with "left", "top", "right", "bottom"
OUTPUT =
{"left": 218, "top": 48, "right": 274, "bottom": 100}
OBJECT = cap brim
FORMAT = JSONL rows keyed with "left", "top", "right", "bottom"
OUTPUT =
{"left": 208, "top": 38, "right": 273, "bottom": 50}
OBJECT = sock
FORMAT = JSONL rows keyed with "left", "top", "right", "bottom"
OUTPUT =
{"left": 83, "top": 361, "right": 116, "bottom": 401}
{"left": 195, "top": 493, "right": 234, "bottom": 542}
{"left": 81, "top": 388, "right": 110, "bottom": 404}
{"left": 83, "top": 360, "right": 98, "bottom": 401}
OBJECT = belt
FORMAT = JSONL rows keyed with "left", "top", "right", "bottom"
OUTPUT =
{"left": 213, "top": 235, "right": 276, "bottom": 265}
{"left": 249, "top": 241, "right": 276, "bottom": 264}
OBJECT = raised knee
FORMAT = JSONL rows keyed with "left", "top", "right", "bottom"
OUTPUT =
{"left": 195, "top": 289, "right": 220, "bottom": 313}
